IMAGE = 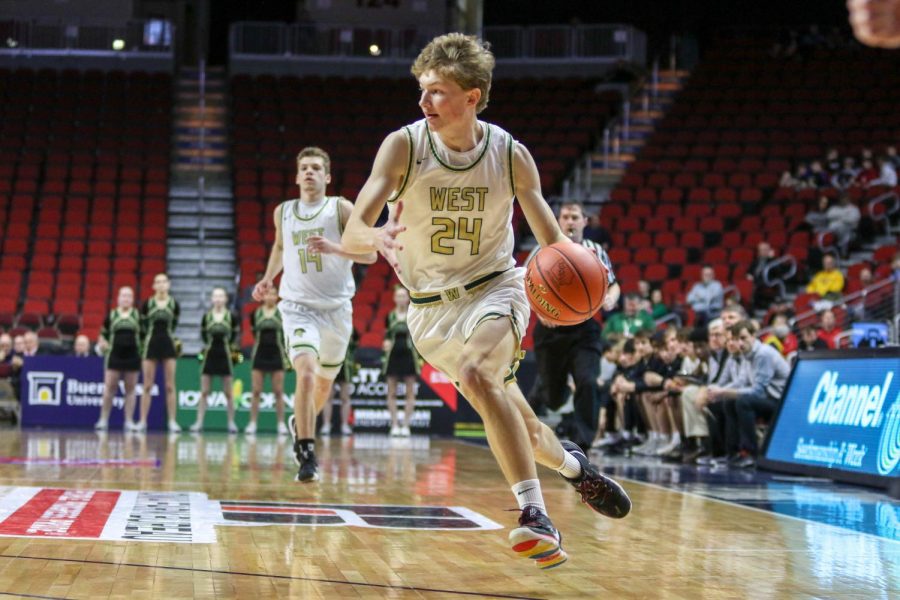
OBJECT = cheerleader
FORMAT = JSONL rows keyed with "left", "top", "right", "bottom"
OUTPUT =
{"left": 139, "top": 273, "right": 181, "bottom": 432}
{"left": 191, "top": 287, "right": 239, "bottom": 433}
{"left": 246, "top": 286, "right": 290, "bottom": 436}
{"left": 321, "top": 328, "right": 358, "bottom": 436}
{"left": 95, "top": 286, "right": 142, "bottom": 431}
{"left": 382, "top": 286, "right": 420, "bottom": 437}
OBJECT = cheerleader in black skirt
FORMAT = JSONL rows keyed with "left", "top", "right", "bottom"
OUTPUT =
{"left": 191, "top": 287, "right": 240, "bottom": 433}
{"left": 139, "top": 273, "right": 181, "bottom": 433}
{"left": 95, "top": 286, "right": 142, "bottom": 431}
{"left": 246, "top": 286, "right": 289, "bottom": 436}
{"left": 383, "top": 286, "right": 420, "bottom": 437}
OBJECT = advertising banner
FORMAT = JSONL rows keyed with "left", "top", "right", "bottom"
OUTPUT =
{"left": 174, "top": 357, "right": 458, "bottom": 435}
{"left": 20, "top": 356, "right": 167, "bottom": 430}
{"left": 760, "top": 348, "right": 900, "bottom": 488}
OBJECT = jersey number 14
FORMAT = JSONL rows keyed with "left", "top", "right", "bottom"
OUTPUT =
{"left": 297, "top": 248, "right": 323, "bottom": 273}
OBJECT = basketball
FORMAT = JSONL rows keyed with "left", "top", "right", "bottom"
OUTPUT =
{"left": 525, "top": 242, "right": 609, "bottom": 326}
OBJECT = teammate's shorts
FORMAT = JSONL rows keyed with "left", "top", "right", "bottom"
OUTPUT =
{"left": 279, "top": 299, "right": 352, "bottom": 379}
{"left": 407, "top": 267, "right": 530, "bottom": 384}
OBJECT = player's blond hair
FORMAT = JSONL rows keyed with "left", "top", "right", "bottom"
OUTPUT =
{"left": 296, "top": 146, "right": 331, "bottom": 174}
{"left": 411, "top": 33, "right": 494, "bottom": 114}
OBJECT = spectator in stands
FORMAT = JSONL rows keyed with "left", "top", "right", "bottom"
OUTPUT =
{"left": 798, "top": 325, "right": 829, "bottom": 352}
{"left": 72, "top": 335, "right": 94, "bottom": 358}
{"left": 0, "top": 334, "right": 12, "bottom": 364}
{"left": 852, "top": 158, "right": 879, "bottom": 188}
{"left": 602, "top": 293, "right": 656, "bottom": 340}
{"left": 583, "top": 212, "right": 611, "bottom": 248}
{"left": 12, "top": 336, "right": 24, "bottom": 357}
{"left": 22, "top": 331, "right": 40, "bottom": 357}
{"left": 747, "top": 241, "right": 780, "bottom": 310}
{"left": 709, "top": 320, "right": 790, "bottom": 468}
{"left": 636, "top": 280, "right": 652, "bottom": 314}
{"left": 824, "top": 147, "right": 842, "bottom": 173}
{"left": 826, "top": 194, "right": 861, "bottom": 256}
{"left": 779, "top": 163, "right": 808, "bottom": 189}
{"left": 687, "top": 266, "right": 724, "bottom": 327}
{"left": 818, "top": 308, "right": 843, "bottom": 348}
{"left": 831, "top": 156, "right": 859, "bottom": 189}
{"left": 887, "top": 145, "right": 900, "bottom": 169}
{"left": 804, "top": 195, "right": 831, "bottom": 234}
{"left": 649, "top": 288, "right": 669, "bottom": 319}
{"left": 762, "top": 313, "right": 798, "bottom": 358}
{"left": 871, "top": 156, "right": 898, "bottom": 187}
{"left": 806, "top": 253, "right": 845, "bottom": 299}
{"left": 801, "top": 160, "right": 829, "bottom": 188}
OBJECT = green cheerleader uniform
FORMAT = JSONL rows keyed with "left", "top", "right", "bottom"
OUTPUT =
{"left": 201, "top": 309, "right": 238, "bottom": 376}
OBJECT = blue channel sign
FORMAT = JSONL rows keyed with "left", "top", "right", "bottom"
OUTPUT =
{"left": 764, "top": 353, "right": 900, "bottom": 481}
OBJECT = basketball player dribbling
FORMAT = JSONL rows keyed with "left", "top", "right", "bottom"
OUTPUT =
{"left": 253, "top": 147, "right": 376, "bottom": 483}
{"left": 342, "top": 33, "right": 631, "bottom": 568}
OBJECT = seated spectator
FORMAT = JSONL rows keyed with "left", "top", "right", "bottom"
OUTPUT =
{"left": 708, "top": 320, "right": 790, "bottom": 468}
{"left": 22, "top": 331, "right": 40, "bottom": 357}
{"left": 887, "top": 145, "right": 900, "bottom": 169}
{"left": 798, "top": 325, "right": 829, "bottom": 352}
{"left": 780, "top": 163, "right": 808, "bottom": 189}
{"left": 0, "top": 334, "right": 13, "bottom": 365}
{"left": 801, "top": 160, "right": 829, "bottom": 188}
{"left": 806, "top": 252, "right": 845, "bottom": 299}
{"left": 826, "top": 194, "right": 861, "bottom": 255}
{"left": 845, "top": 265, "right": 874, "bottom": 295}
{"left": 686, "top": 266, "right": 724, "bottom": 327}
{"left": 608, "top": 333, "right": 656, "bottom": 449}
{"left": 747, "top": 241, "right": 780, "bottom": 310}
{"left": 636, "top": 279, "right": 652, "bottom": 313}
{"left": 602, "top": 293, "right": 656, "bottom": 340}
{"left": 649, "top": 288, "right": 669, "bottom": 319}
{"left": 72, "top": 334, "right": 94, "bottom": 358}
{"left": 831, "top": 156, "right": 859, "bottom": 189}
{"left": 823, "top": 147, "right": 841, "bottom": 173}
{"left": 871, "top": 156, "right": 898, "bottom": 187}
{"left": 817, "top": 308, "right": 843, "bottom": 348}
{"left": 583, "top": 212, "right": 611, "bottom": 248}
{"left": 804, "top": 195, "right": 831, "bottom": 233}
{"left": 852, "top": 158, "right": 879, "bottom": 188}
{"left": 761, "top": 313, "right": 798, "bottom": 358}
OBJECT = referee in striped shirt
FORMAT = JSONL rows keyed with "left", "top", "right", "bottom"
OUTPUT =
{"left": 526, "top": 202, "right": 621, "bottom": 450}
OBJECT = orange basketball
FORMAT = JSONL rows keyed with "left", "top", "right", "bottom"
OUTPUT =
{"left": 525, "top": 242, "right": 609, "bottom": 326}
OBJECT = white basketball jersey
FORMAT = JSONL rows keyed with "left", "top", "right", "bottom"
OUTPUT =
{"left": 279, "top": 196, "right": 354, "bottom": 310}
{"left": 390, "top": 119, "right": 516, "bottom": 293}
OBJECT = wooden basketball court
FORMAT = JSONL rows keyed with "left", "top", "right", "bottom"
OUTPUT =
{"left": 0, "top": 428, "right": 895, "bottom": 599}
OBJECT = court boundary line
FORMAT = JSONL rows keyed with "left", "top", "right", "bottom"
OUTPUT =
{"left": 453, "top": 439, "right": 900, "bottom": 547}
{"left": 0, "top": 592, "right": 65, "bottom": 600}
{"left": 0, "top": 554, "right": 543, "bottom": 600}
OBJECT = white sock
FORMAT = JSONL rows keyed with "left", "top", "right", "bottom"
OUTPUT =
{"left": 556, "top": 449, "right": 583, "bottom": 479}
{"left": 511, "top": 479, "right": 546, "bottom": 512}
{"left": 670, "top": 432, "right": 682, "bottom": 445}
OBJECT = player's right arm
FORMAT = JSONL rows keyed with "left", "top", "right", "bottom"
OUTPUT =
{"left": 252, "top": 203, "right": 285, "bottom": 302}
{"left": 342, "top": 130, "right": 409, "bottom": 271}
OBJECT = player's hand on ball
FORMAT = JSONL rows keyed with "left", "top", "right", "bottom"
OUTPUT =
{"left": 849, "top": 0, "right": 900, "bottom": 48}
{"left": 375, "top": 201, "right": 407, "bottom": 273}
{"left": 252, "top": 278, "right": 273, "bottom": 302}
{"left": 307, "top": 235, "right": 338, "bottom": 255}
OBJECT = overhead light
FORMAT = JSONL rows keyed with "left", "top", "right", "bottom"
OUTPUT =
{"left": 6, "top": 38, "right": 17, "bottom": 48}
{"left": 369, "top": 44, "right": 381, "bottom": 56}
{"left": 112, "top": 39, "right": 125, "bottom": 51}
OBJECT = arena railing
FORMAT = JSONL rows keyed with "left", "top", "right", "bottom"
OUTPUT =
{"left": 229, "top": 22, "right": 645, "bottom": 63}
{"left": 0, "top": 18, "right": 174, "bottom": 57}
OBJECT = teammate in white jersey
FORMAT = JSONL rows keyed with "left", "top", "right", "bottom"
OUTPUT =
{"left": 253, "top": 147, "right": 376, "bottom": 483}
{"left": 342, "top": 33, "right": 631, "bottom": 568}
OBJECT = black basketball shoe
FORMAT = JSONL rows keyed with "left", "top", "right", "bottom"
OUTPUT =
{"left": 508, "top": 505, "right": 568, "bottom": 569}
{"left": 288, "top": 415, "right": 319, "bottom": 482}
{"left": 559, "top": 440, "right": 632, "bottom": 519}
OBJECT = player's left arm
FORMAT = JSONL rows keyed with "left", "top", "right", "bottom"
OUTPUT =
{"left": 306, "top": 199, "right": 377, "bottom": 264}
{"left": 512, "top": 143, "right": 569, "bottom": 248}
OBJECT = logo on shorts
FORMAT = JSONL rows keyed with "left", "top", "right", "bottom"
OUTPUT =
{"left": 26, "top": 372, "right": 64, "bottom": 406}
{"left": 292, "top": 328, "right": 306, "bottom": 339}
